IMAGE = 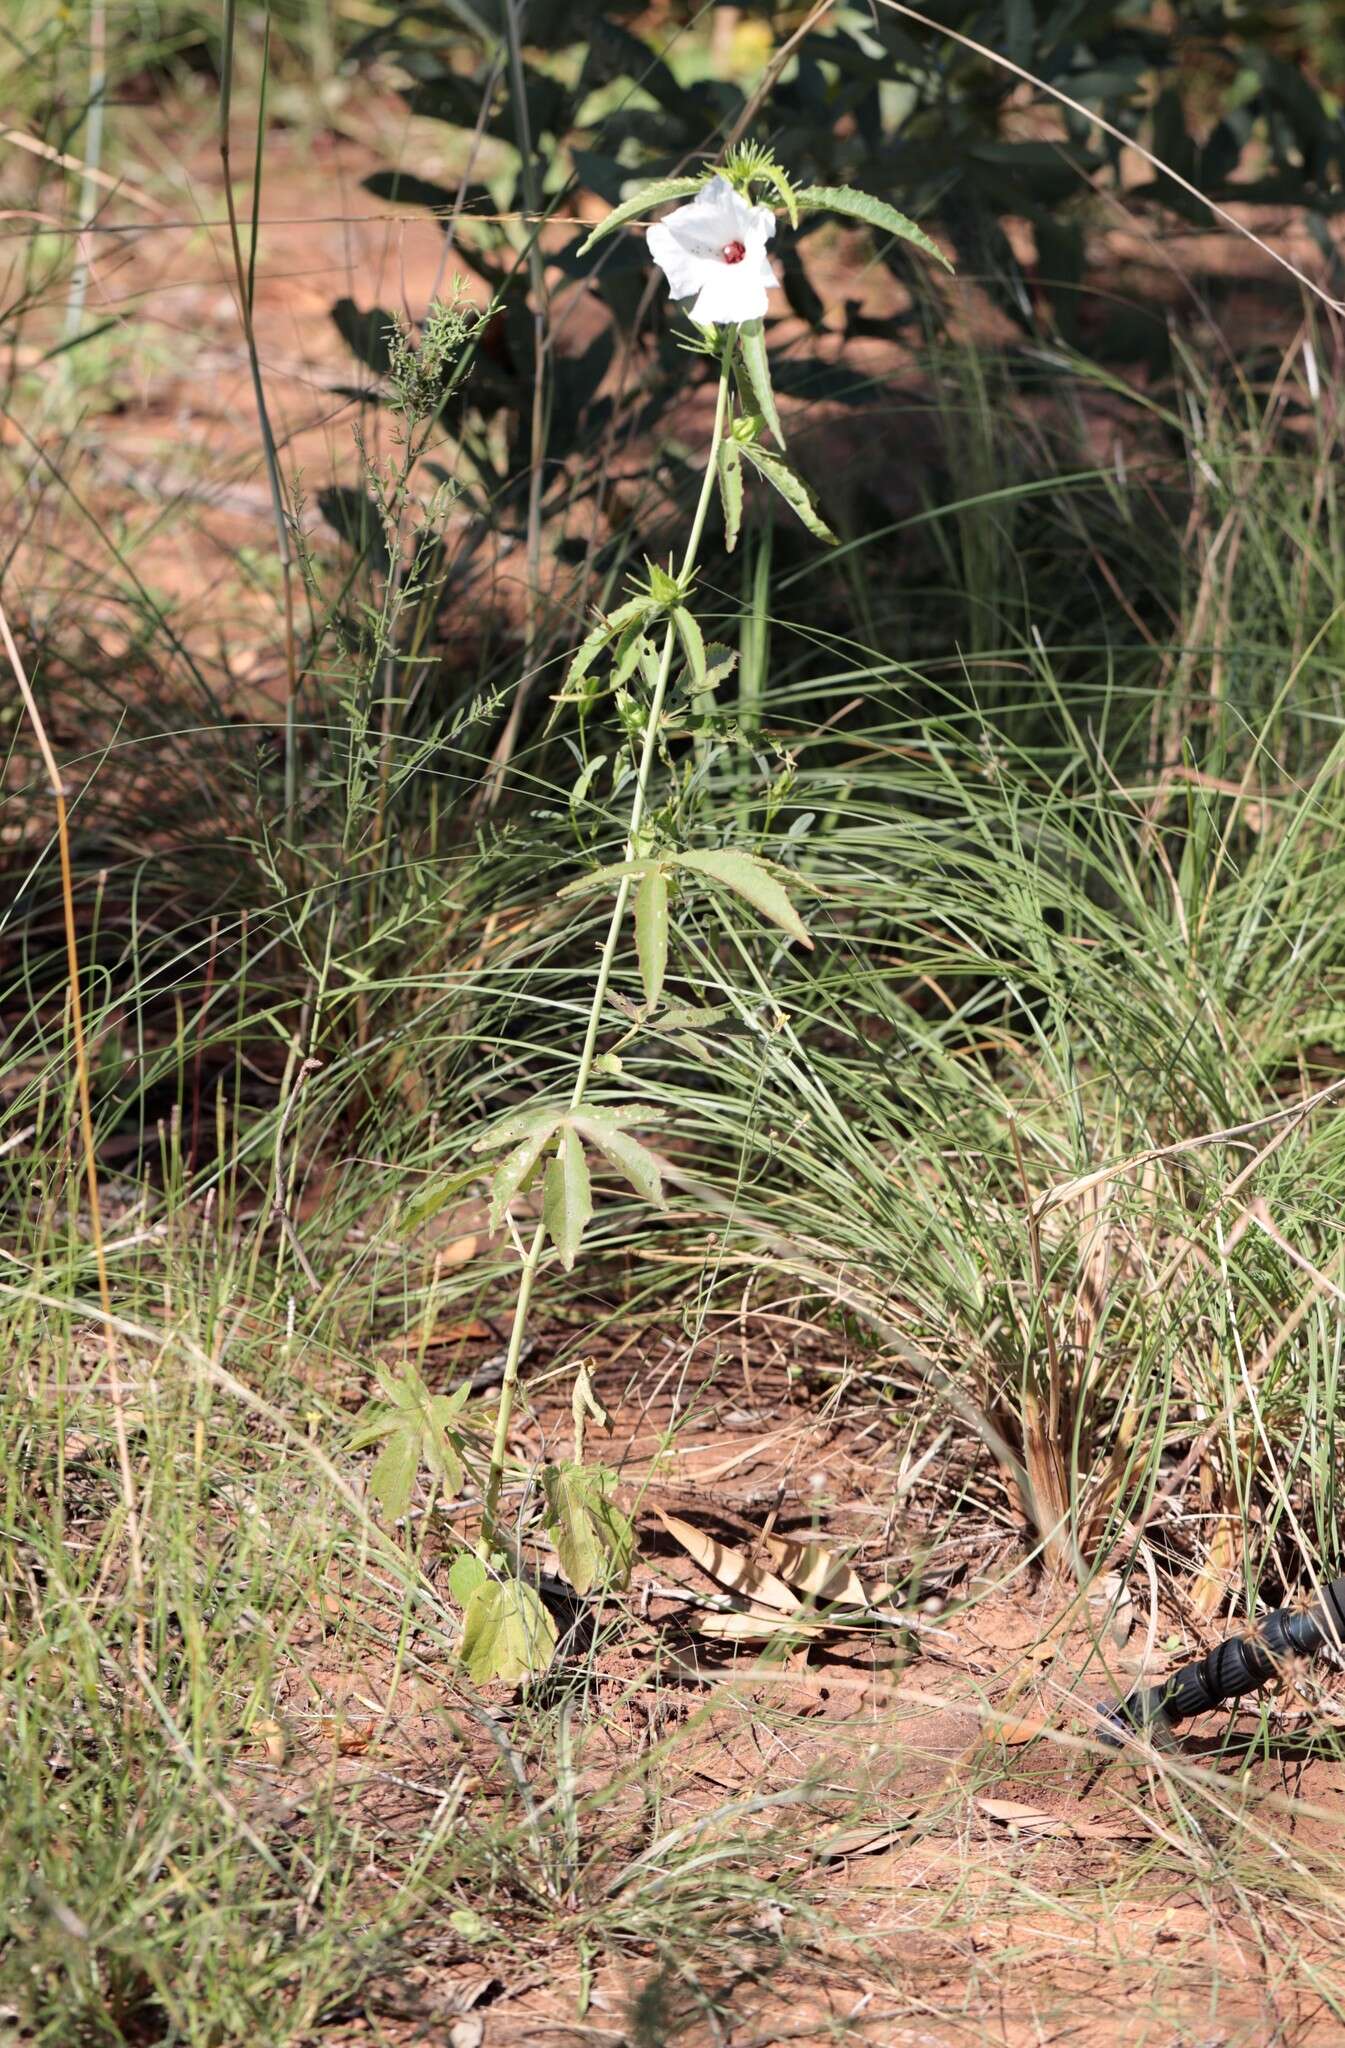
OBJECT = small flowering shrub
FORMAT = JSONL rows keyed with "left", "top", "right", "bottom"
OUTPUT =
{"left": 344, "top": 150, "right": 950, "bottom": 1682}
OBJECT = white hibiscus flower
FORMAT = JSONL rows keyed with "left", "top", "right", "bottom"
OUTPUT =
{"left": 646, "top": 175, "right": 779, "bottom": 327}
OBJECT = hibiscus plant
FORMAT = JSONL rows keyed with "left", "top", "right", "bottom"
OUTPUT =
{"left": 358, "top": 146, "right": 949, "bottom": 1685}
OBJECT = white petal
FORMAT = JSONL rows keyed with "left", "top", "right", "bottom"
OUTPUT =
{"left": 646, "top": 177, "right": 779, "bottom": 319}
{"left": 691, "top": 265, "right": 770, "bottom": 325}
{"left": 678, "top": 178, "right": 771, "bottom": 251}
{"left": 746, "top": 199, "right": 776, "bottom": 244}
{"left": 696, "top": 175, "right": 742, "bottom": 225}
{"left": 647, "top": 218, "right": 706, "bottom": 300}
{"left": 750, "top": 246, "right": 779, "bottom": 291}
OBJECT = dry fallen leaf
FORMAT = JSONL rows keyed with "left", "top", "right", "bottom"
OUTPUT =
{"left": 657, "top": 1510, "right": 801, "bottom": 1614}
{"left": 758, "top": 1532, "right": 870, "bottom": 1607}
{"left": 320, "top": 1717, "right": 374, "bottom": 1756}
{"left": 390, "top": 1312, "right": 492, "bottom": 1352}
{"left": 986, "top": 1710, "right": 1054, "bottom": 1746}
{"left": 976, "top": 1796, "right": 1072, "bottom": 1837}
{"left": 976, "top": 1794, "right": 1146, "bottom": 1842}
{"left": 694, "top": 1610, "right": 829, "bottom": 1642}
{"left": 251, "top": 1714, "right": 286, "bottom": 1766}
{"left": 817, "top": 1818, "right": 914, "bottom": 1860}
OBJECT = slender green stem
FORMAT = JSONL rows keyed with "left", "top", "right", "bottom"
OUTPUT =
{"left": 220, "top": 0, "right": 299, "bottom": 823}
{"left": 478, "top": 340, "right": 735, "bottom": 1556}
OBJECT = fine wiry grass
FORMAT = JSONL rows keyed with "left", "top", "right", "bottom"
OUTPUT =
{"left": 7, "top": 22, "right": 1345, "bottom": 2043}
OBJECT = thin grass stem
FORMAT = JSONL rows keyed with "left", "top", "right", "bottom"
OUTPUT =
{"left": 0, "top": 595, "right": 146, "bottom": 1669}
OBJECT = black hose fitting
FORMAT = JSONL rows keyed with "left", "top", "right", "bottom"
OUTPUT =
{"left": 1101, "top": 1575, "right": 1345, "bottom": 1739}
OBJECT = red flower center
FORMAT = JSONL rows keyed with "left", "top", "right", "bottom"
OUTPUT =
{"left": 721, "top": 240, "right": 747, "bottom": 266}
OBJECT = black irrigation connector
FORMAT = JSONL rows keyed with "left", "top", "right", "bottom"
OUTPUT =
{"left": 1100, "top": 1576, "right": 1345, "bottom": 1740}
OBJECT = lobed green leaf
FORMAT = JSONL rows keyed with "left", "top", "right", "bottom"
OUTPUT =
{"left": 578, "top": 175, "right": 706, "bottom": 256}
{"left": 574, "top": 1115, "right": 666, "bottom": 1209}
{"left": 542, "top": 1462, "right": 635, "bottom": 1596}
{"left": 672, "top": 846, "right": 813, "bottom": 948}
{"left": 543, "top": 1123, "right": 592, "bottom": 1271}
{"left": 634, "top": 866, "right": 670, "bottom": 1011}
{"left": 738, "top": 319, "right": 785, "bottom": 446}
{"left": 793, "top": 185, "right": 952, "bottom": 271}
{"left": 740, "top": 443, "right": 837, "bottom": 545}
{"left": 718, "top": 438, "right": 744, "bottom": 552}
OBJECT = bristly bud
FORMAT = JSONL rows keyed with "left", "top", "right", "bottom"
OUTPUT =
{"left": 722, "top": 142, "right": 799, "bottom": 227}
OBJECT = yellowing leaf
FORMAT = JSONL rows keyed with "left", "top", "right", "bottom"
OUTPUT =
{"left": 542, "top": 1462, "right": 634, "bottom": 1595}
{"left": 459, "top": 1575, "right": 557, "bottom": 1686}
